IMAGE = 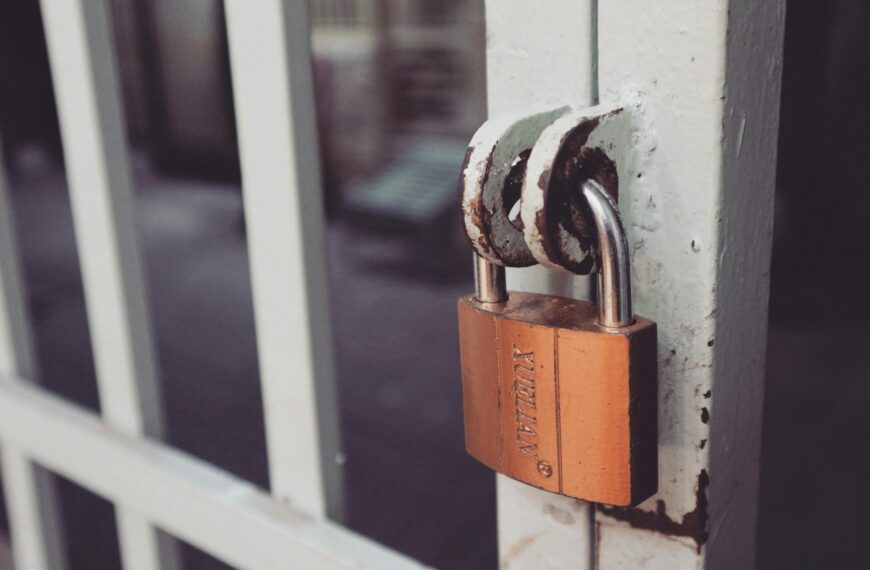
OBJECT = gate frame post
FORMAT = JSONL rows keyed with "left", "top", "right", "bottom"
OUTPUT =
{"left": 485, "top": 1, "right": 786, "bottom": 568}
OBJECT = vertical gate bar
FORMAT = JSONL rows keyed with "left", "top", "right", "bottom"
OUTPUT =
{"left": 224, "top": 0, "right": 344, "bottom": 520}
{"left": 0, "top": 142, "right": 39, "bottom": 392}
{"left": 0, "top": 139, "right": 68, "bottom": 570}
{"left": 37, "top": 0, "right": 180, "bottom": 568}
{"left": 0, "top": 451, "right": 67, "bottom": 570}
{"left": 594, "top": 2, "right": 785, "bottom": 568}
{"left": 484, "top": 1, "right": 598, "bottom": 568}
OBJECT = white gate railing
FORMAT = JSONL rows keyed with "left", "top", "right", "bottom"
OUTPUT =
{"left": 0, "top": 0, "right": 785, "bottom": 569}
{"left": 0, "top": 0, "right": 424, "bottom": 568}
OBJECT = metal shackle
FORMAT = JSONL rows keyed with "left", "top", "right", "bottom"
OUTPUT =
{"left": 474, "top": 178, "right": 635, "bottom": 329}
{"left": 473, "top": 255, "right": 508, "bottom": 304}
{"left": 580, "top": 179, "right": 634, "bottom": 329}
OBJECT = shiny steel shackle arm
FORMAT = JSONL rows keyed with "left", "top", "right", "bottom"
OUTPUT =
{"left": 580, "top": 179, "right": 634, "bottom": 328}
{"left": 473, "top": 180, "right": 634, "bottom": 329}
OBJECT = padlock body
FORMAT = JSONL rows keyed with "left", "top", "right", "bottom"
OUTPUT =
{"left": 458, "top": 292, "right": 657, "bottom": 506}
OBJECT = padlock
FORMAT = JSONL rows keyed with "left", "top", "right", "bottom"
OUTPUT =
{"left": 458, "top": 179, "right": 657, "bottom": 507}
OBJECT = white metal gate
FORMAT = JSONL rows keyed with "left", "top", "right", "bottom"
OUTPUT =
{"left": 0, "top": 1, "right": 785, "bottom": 569}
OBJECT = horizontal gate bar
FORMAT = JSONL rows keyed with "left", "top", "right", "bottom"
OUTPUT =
{"left": 0, "top": 377, "right": 427, "bottom": 570}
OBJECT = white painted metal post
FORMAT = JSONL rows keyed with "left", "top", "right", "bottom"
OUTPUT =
{"left": 594, "top": 2, "right": 785, "bottom": 569}
{"left": 485, "top": 1, "right": 785, "bottom": 568}
{"left": 0, "top": 141, "right": 68, "bottom": 570}
{"left": 225, "top": 0, "right": 344, "bottom": 521}
{"left": 485, "top": 2, "right": 598, "bottom": 568}
{"left": 38, "top": 0, "right": 179, "bottom": 568}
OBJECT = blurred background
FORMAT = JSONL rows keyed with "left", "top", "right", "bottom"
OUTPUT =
{"left": 0, "top": 1, "right": 867, "bottom": 569}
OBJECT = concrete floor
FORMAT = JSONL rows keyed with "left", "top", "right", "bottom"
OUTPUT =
{"left": 0, "top": 149, "right": 867, "bottom": 569}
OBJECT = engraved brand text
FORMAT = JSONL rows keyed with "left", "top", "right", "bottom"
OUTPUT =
{"left": 512, "top": 345, "right": 538, "bottom": 458}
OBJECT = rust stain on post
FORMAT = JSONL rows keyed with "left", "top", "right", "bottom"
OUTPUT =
{"left": 598, "top": 469, "right": 710, "bottom": 552}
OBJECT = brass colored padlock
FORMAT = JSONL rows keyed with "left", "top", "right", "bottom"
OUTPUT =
{"left": 458, "top": 180, "right": 657, "bottom": 507}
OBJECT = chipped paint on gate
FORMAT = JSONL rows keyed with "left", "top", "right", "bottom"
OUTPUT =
{"left": 598, "top": 469, "right": 710, "bottom": 552}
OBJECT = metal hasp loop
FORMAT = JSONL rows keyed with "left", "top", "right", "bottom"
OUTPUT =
{"left": 581, "top": 179, "right": 634, "bottom": 328}
{"left": 461, "top": 104, "right": 571, "bottom": 305}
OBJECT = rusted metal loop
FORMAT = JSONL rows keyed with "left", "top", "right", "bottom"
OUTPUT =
{"left": 521, "top": 105, "right": 625, "bottom": 275}
{"left": 460, "top": 105, "right": 569, "bottom": 267}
